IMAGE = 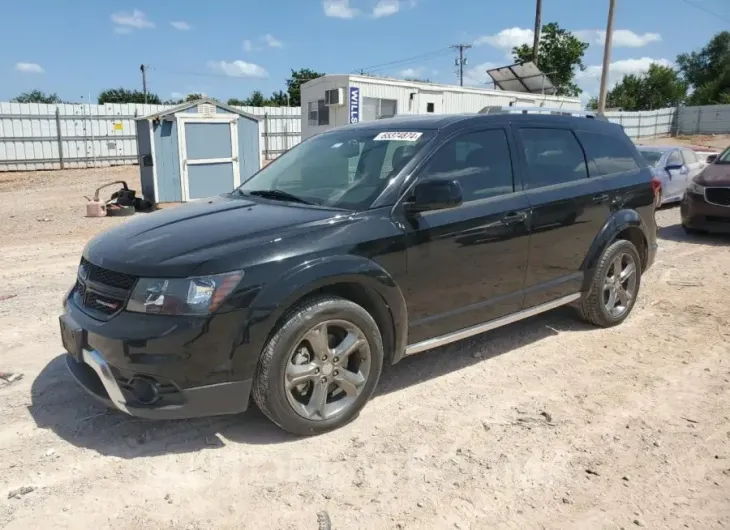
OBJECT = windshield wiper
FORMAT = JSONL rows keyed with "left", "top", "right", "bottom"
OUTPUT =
{"left": 239, "top": 189, "right": 313, "bottom": 205}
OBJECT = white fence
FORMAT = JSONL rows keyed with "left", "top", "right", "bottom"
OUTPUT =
{"left": 2, "top": 102, "right": 729, "bottom": 172}
{"left": 0, "top": 102, "right": 301, "bottom": 172}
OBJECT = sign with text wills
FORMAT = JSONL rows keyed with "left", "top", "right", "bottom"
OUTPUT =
{"left": 349, "top": 86, "right": 360, "bottom": 124}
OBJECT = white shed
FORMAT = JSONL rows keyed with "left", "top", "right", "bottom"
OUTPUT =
{"left": 301, "top": 74, "right": 582, "bottom": 139}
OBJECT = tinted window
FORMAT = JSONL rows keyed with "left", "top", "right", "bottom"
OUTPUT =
{"left": 667, "top": 150, "right": 682, "bottom": 166}
{"left": 421, "top": 129, "right": 514, "bottom": 202}
{"left": 518, "top": 128, "right": 588, "bottom": 189}
{"left": 637, "top": 149, "right": 664, "bottom": 167}
{"left": 681, "top": 149, "right": 697, "bottom": 164}
{"left": 575, "top": 131, "right": 640, "bottom": 176}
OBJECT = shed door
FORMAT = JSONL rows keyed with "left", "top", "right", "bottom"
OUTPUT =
{"left": 179, "top": 117, "right": 240, "bottom": 201}
{"left": 418, "top": 90, "right": 442, "bottom": 114}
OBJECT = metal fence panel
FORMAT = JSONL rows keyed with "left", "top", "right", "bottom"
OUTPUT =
{"left": 0, "top": 102, "right": 302, "bottom": 171}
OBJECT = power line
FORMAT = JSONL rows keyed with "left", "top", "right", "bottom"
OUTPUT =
{"left": 354, "top": 47, "right": 452, "bottom": 75}
{"left": 678, "top": 0, "right": 730, "bottom": 24}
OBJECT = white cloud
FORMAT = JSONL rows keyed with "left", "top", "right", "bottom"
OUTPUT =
{"left": 170, "top": 21, "right": 192, "bottom": 31}
{"left": 373, "top": 0, "right": 400, "bottom": 18}
{"left": 15, "top": 62, "right": 44, "bottom": 74}
{"left": 574, "top": 29, "right": 661, "bottom": 48}
{"left": 207, "top": 60, "right": 269, "bottom": 79}
{"left": 323, "top": 0, "right": 360, "bottom": 18}
{"left": 243, "top": 39, "right": 255, "bottom": 52}
{"left": 464, "top": 62, "right": 499, "bottom": 86}
{"left": 400, "top": 67, "right": 422, "bottom": 77}
{"left": 111, "top": 10, "right": 155, "bottom": 33}
{"left": 579, "top": 57, "right": 672, "bottom": 95}
{"left": 263, "top": 33, "right": 283, "bottom": 48}
{"left": 475, "top": 27, "right": 534, "bottom": 49}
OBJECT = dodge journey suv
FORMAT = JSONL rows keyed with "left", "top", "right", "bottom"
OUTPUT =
{"left": 60, "top": 108, "right": 657, "bottom": 435}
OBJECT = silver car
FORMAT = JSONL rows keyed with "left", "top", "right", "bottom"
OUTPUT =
{"left": 636, "top": 146, "right": 706, "bottom": 206}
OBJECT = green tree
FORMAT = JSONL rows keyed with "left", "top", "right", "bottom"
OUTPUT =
{"left": 227, "top": 98, "right": 245, "bottom": 106}
{"left": 512, "top": 22, "right": 589, "bottom": 97}
{"left": 269, "top": 90, "right": 289, "bottom": 106}
{"left": 185, "top": 93, "right": 204, "bottom": 101}
{"left": 285, "top": 68, "right": 325, "bottom": 106}
{"left": 242, "top": 90, "right": 267, "bottom": 106}
{"left": 586, "top": 64, "right": 687, "bottom": 111}
{"left": 676, "top": 31, "right": 730, "bottom": 105}
{"left": 98, "top": 88, "right": 161, "bottom": 104}
{"left": 11, "top": 90, "right": 62, "bottom": 104}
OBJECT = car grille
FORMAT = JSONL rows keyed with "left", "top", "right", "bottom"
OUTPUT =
{"left": 705, "top": 187, "right": 730, "bottom": 207}
{"left": 79, "top": 257, "right": 137, "bottom": 290}
{"left": 75, "top": 258, "right": 138, "bottom": 319}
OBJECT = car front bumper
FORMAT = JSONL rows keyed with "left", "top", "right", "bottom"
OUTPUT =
{"left": 60, "top": 301, "right": 254, "bottom": 420}
{"left": 681, "top": 191, "right": 730, "bottom": 233}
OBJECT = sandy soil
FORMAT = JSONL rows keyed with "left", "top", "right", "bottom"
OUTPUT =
{"left": 1, "top": 163, "right": 729, "bottom": 530}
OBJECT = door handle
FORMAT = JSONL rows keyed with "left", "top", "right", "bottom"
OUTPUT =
{"left": 592, "top": 193, "right": 610, "bottom": 203}
{"left": 501, "top": 211, "right": 528, "bottom": 225}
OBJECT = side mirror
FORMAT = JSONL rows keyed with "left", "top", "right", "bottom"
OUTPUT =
{"left": 404, "top": 179, "right": 463, "bottom": 213}
{"left": 665, "top": 164, "right": 683, "bottom": 171}
{"left": 707, "top": 154, "right": 718, "bottom": 164}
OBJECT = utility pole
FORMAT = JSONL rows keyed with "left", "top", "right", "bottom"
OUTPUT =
{"left": 532, "top": 0, "right": 542, "bottom": 65}
{"left": 140, "top": 64, "right": 148, "bottom": 104}
{"left": 451, "top": 44, "right": 472, "bottom": 86}
{"left": 597, "top": 0, "right": 616, "bottom": 115}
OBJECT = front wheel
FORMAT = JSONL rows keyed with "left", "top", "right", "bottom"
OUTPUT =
{"left": 578, "top": 239, "right": 642, "bottom": 328}
{"left": 252, "top": 295, "right": 384, "bottom": 436}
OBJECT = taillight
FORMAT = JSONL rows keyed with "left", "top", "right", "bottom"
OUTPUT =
{"left": 651, "top": 177, "right": 661, "bottom": 206}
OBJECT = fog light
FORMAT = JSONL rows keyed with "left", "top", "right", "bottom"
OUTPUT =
{"left": 128, "top": 377, "right": 160, "bottom": 405}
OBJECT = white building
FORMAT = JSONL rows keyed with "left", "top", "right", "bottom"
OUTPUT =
{"left": 301, "top": 74, "right": 582, "bottom": 139}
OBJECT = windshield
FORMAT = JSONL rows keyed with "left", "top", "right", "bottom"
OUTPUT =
{"left": 717, "top": 146, "right": 730, "bottom": 164}
{"left": 237, "top": 128, "right": 435, "bottom": 210}
{"left": 637, "top": 149, "right": 664, "bottom": 166}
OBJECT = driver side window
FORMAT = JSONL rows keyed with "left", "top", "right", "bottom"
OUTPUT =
{"left": 420, "top": 129, "right": 515, "bottom": 202}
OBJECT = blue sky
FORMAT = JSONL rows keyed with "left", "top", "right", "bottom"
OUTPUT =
{"left": 2, "top": 0, "right": 728, "bottom": 104}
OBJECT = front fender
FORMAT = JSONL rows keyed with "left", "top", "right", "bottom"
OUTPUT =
{"left": 233, "top": 255, "right": 409, "bottom": 378}
{"left": 580, "top": 209, "right": 649, "bottom": 284}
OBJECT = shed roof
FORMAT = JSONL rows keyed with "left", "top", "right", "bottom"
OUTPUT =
{"left": 141, "top": 97, "right": 262, "bottom": 121}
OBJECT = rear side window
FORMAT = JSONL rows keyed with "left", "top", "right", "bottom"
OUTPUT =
{"left": 575, "top": 130, "right": 640, "bottom": 177}
{"left": 517, "top": 128, "right": 588, "bottom": 189}
{"left": 667, "top": 150, "right": 682, "bottom": 166}
{"left": 681, "top": 149, "right": 698, "bottom": 164}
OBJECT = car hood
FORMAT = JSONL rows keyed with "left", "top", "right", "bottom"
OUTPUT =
{"left": 696, "top": 163, "right": 730, "bottom": 186}
{"left": 83, "top": 194, "right": 345, "bottom": 277}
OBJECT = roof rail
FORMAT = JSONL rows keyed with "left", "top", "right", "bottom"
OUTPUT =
{"left": 478, "top": 106, "right": 607, "bottom": 121}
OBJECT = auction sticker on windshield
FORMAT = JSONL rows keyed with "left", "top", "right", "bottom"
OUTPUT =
{"left": 373, "top": 132, "right": 423, "bottom": 142}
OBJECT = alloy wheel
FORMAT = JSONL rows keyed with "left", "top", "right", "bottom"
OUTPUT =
{"left": 284, "top": 320, "right": 371, "bottom": 421}
{"left": 602, "top": 252, "right": 638, "bottom": 318}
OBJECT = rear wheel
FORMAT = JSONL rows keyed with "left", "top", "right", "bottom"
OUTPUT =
{"left": 578, "top": 239, "right": 642, "bottom": 328}
{"left": 252, "top": 295, "right": 384, "bottom": 436}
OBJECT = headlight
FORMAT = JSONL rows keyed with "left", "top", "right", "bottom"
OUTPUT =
{"left": 687, "top": 180, "right": 705, "bottom": 195}
{"left": 126, "top": 271, "right": 244, "bottom": 316}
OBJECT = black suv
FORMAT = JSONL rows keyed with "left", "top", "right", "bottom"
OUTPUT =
{"left": 60, "top": 109, "right": 657, "bottom": 435}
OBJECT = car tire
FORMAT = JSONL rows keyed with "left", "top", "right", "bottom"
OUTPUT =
{"left": 252, "top": 295, "right": 384, "bottom": 436}
{"left": 578, "top": 239, "right": 642, "bottom": 328}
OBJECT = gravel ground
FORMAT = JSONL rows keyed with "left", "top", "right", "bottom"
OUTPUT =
{"left": 1, "top": 164, "right": 729, "bottom": 530}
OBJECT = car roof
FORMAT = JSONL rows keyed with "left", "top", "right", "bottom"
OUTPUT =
{"left": 327, "top": 112, "right": 625, "bottom": 134}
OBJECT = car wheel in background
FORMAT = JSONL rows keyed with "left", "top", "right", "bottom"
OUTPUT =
{"left": 252, "top": 295, "right": 384, "bottom": 436}
{"left": 578, "top": 239, "right": 642, "bottom": 328}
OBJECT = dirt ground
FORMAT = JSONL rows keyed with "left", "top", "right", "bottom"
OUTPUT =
{"left": 1, "top": 160, "right": 729, "bottom": 530}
